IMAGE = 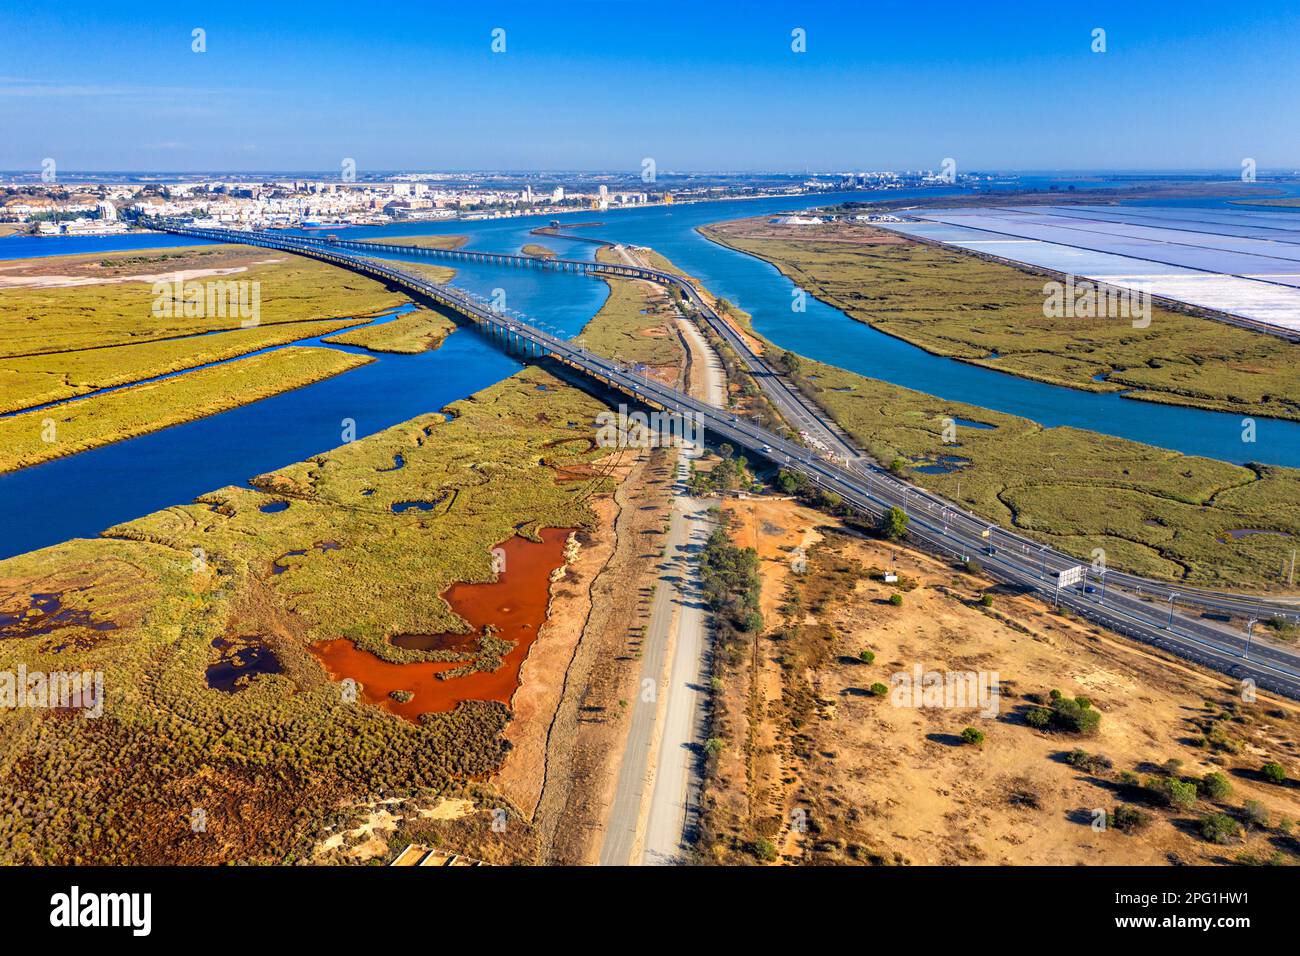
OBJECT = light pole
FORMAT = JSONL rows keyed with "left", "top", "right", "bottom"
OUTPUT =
{"left": 1038, "top": 546, "right": 1047, "bottom": 580}
{"left": 1244, "top": 617, "right": 1258, "bottom": 661}
{"left": 1098, "top": 568, "right": 1108, "bottom": 605}
{"left": 1166, "top": 593, "right": 1179, "bottom": 630}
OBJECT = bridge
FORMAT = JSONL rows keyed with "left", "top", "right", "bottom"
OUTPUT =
{"left": 149, "top": 220, "right": 1300, "bottom": 700}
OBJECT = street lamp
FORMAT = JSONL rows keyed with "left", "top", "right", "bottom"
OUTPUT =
{"left": 1166, "top": 592, "right": 1179, "bottom": 630}
{"left": 1244, "top": 617, "right": 1259, "bottom": 661}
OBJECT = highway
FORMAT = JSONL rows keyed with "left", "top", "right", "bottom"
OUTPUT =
{"left": 149, "top": 221, "right": 1300, "bottom": 701}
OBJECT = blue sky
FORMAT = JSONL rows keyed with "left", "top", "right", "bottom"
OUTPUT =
{"left": 2, "top": 0, "right": 1297, "bottom": 172}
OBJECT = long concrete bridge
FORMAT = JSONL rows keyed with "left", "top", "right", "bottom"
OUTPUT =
{"left": 148, "top": 221, "right": 1300, "bottom": 700}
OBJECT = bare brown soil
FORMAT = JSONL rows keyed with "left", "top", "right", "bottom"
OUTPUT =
{"left": 703, "top": 497, "right": 1300, "bottom": 866}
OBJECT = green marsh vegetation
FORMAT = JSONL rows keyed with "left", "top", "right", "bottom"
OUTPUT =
{"left": 788, "top": 355, "right": 1300, "bottom": 591}
{"left": 0, "top": 243, "right": 410, "bottom": 358}
{"left": 0, "top": 365, "right": 617, "bottom": 863}
{"left": 702, "top": 220, "right": 1300, "bottom": 422}
{"left": 322, "top": 309, "right": 456, "bottom": 354}
{"left": 0, "top": 346, "right": 373, "bottom": 474}
{"left": 574, "top": 246, "right": 685, "bottom": 368}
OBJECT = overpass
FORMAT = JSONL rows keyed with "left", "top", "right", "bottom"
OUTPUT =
{"left": 149, "top": 221, "right": 1300, "bottom": 700}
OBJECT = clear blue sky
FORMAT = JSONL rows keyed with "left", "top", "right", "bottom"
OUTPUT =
{"left": 2, "top": 0, "right": 1297, "bottom": 173}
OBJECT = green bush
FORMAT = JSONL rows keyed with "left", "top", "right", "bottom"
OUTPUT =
{"left": 888, "top": 593, "right": 903, "bottom": 607}
{"left": 858, "top": 650, "right": 875, "bottom": 665}
{"left": 1201, "top": 771, "right": 1232, "bottom": 800}
{"left": 750, "top": 836, "right": 778, "bottom": 863}
{"left": 1026, "top": 707, "right": 1052, "bottom": 729}
{"left": 1109, "top": 805, "right": 1151, "bottom": 833}
{"left": 960, "top": 727, "right": 985, "bottom": 747}
{"left": 1146, "top": 776, "right": 1197, "bottom": 809}
{"left": 1261, "top": 761, "right": 1287, "bottom": 785}
{"left": 1199, "top": 813, "right": 1241, "bottom": 845}
{"left": 869, "top": 682, "right": 889, "bottom": 697}
{"left": 1048, "top": 696, "right": 1101, "bottom": 735}
{"left": 979, "top": 593, "right": 993, "bottom": 607}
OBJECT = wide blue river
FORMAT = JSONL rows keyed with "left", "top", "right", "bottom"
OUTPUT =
{"left": 2, "top": 184, "right": 1297, "bottom": 560}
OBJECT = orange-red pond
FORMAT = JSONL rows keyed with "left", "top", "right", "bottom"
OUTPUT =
{"left": 308, "top": 527, "right": 573, "bottom": 722}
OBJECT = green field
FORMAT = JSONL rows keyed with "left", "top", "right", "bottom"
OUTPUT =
{"left": 0, "top": 316, "right": 369, "bottom": 413}
{"left": 0, "top": 244, "right": 410, "bottom": 357}
{"left": 702, "top": 220, "right": 1300, "bottom": 422}
{"left": 572, "top": 246, "right": 684, "bottom": 368}
{"left": 0, "top": 346, "right": 373, "bottom": 474}
{"left": 783, "top": 354, "right": 1300, "bottom": 591}
{"left": 322, "top": 309, "right": 456, "bottom": 354}
{"left": 0, "top": 365, "right": 616, "bottom": 864}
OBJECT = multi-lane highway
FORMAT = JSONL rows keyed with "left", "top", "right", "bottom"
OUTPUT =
{"left": 149, "top": 221, "right": 1300, "bottom": 700}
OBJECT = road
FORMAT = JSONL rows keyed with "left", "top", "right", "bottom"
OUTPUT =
{"left": 149, "top": 222, "right": 1300, "bottom": 701}
{"left": 603, "top": 248, "right": 721, "bottom": 865}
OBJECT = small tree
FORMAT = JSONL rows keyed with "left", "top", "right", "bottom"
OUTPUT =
{"left": 879, "top": 506, "right": 909, "bottom": 541}
{"left": 961, "top": 727, "right": 985, "bottom": 747}
{"left": 888, "top": 593, "right": 903, "bottom": 607}
{"left": 979, "top": 593, "right": 993, "bottom": 607}
{"left": 1199, "top": 813, "right": 1241, "bottom": 845}
{"left": 858, "top": 650, "right": 875, "bottom": 665}
{"left": 1261, "top": 761, "right": 1287, "bottom": 785}
{"left": 1201, "top": 771, "right": 1232, "bottom": 800}
{"left": 869, "top": 682, "right": 889, "bottom": 697}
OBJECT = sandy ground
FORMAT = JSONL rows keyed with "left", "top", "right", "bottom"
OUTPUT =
{"left": 531, "top": 446, "right": 678, "bottom": 863}
{"left": 706, "top": 496, "right": 1300, "bottom": 866}
{"left": 496, "top": 476, "right": 627, "bottom": 816}
{"left": 0, "top": 264, "right": 260, "bottom": 288}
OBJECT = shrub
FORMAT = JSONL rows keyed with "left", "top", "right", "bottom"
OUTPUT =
{"left": 979, "top": 593, "right": 993, "bottom": 607}
{"left": 858, "top": 650, "right": 875, "bottom": 665}
{"left": 1261, "top": 761, "right": 1287, "bottom": 785}
{"left": 1109, "top": 805, "right": 1151, "bottom": 833}
{"left": 869, "top": 682, "right": 889, "bottom": 697}
{"left": 1145, "top": 776, "right": 1196, "bottom": 809}
{"left": 1201, "top": 772, "right": 1232, "bottom": 800}
{"left": 888, "top": 593, "right": 903, "bottom": 607}
{"left": 961, "top": 727, "right": 985, "bottom": 747}
{"left": 1199, "top": 813, "right": 1241, "bottom": 845}
{"left": 1025, "top": 707, "right": 1052, "bottom": 729}
{"left": 1066, "top": 748, "right": 1113, "bottom": 773}
{"left": 964, "top": 558, "right": 983, "bottom": 575}
{"left": 1168, "top": 779, "right": 1198, "bottom": 809}
{"left": 704, "top": 737, "right": 724, "bottom": 757}
{"left": 1050, "top": 696, "right": 1101, "bottom": 735}
{"left": 750, "top": 837, "right": 778, "bottom": 863}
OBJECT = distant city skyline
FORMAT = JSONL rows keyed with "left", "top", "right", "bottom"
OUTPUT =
{"left": 3, "top": 0, "right": 1298, "bottom": 172}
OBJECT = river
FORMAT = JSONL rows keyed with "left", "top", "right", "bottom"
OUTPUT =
{"left": 1, "top": 184, "right": 1297, "bottom": 560}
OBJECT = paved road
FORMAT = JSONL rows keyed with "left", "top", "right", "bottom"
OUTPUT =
{"left": 597, "top": 448, "right": 707, "bottom": 866}
{"left": 151, "top": 223, "right": 1300, "bottom": 700}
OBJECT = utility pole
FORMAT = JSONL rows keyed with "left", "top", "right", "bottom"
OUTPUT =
{"left": 1166, "top": 593, "right": 1179, "bottom": 630}
{"left": 1244, "top": 617, "right": 1258, "bottom": 661}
